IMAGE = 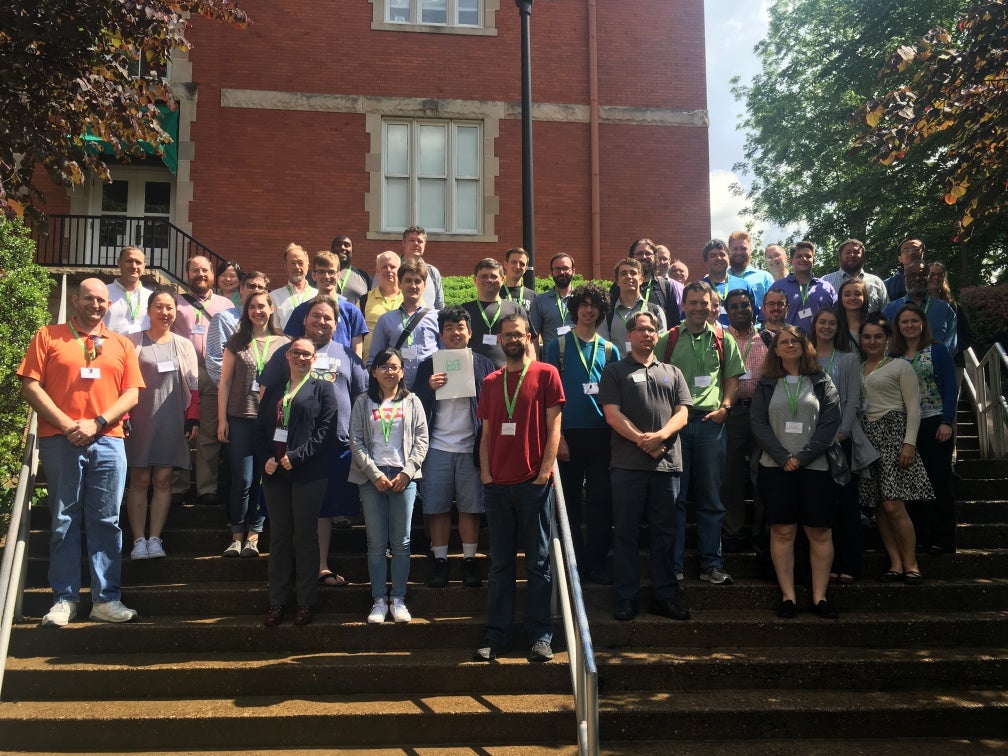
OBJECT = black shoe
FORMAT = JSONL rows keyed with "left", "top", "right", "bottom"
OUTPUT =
{"left": 196, "top": 493, "right": 219, "bottom": 506}
{"left": 462, "top": 557, "right": 482, "bottom": 588}
{"left": 648, "top": 598, "right": 690, "bottom": 621}
{"left": 776, "top": 599, "right": 797, "bottom": 618}
{"left": 474, "top": 640, "right": 499, "bottom": 661}
{"left": 426, "top": 557, "right": 449, "bottom": 588}
{"left": 614, "top": 599, "right": 638, "bottom": 622}
{"left": 812, "top": 599, "right": 839, "bottom": 619}
{"left": 170, "top": 493, "right": 185, "bottom": 506}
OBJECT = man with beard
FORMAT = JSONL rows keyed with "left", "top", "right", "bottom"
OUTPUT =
{"left": 529, "top": 252, "right": 576, "bottom": 351}
{"left": 883, "top": 260, "right": 957, "bottom": 353}
{"left": 104, "top": 246, "right": 153, "bottom": 335}
{"left": 402, "top": 225, "right": 444, "bottom": 310}
{"left": 465, "top": 258, "right": 532, "bottom": 368}
{"left": 728, "top": 231, "right": 774, "bottom": 308}
{"left": 764, "top": 244, "right": 789, "bottom": 282}
{"left": 766, "top": 241, "right": 836, "bottom": 334}
{"left": 500, "top": 247, "right": 537, "bottom": 311}
{"left": 271, "top": 244, "right": 317, "bottom": 329}
{"left": 822, "top": 238, "right": 889, "bottom": 314}
{"left": 284, "top": 251, "right": 368, "bottom": 358}
{"left": 330, "top": 234, "right": 372, "bottom": 309}
{"left": 474, "top": 314, "right": 564, "bottom": 663}
{"left": 701, "top": 239, "right": 756, "bottom": 327}
{"left": 884, "top": 237, "right": 926, "bottom": 301}
{"left": 607, "top": 239, "right": 680, "bottom": 329}
{"left": 173, "top": 256, "right": 233, "bottom": 505}
{"left": 759, "top": 288, "right": 790, "bottom": 347}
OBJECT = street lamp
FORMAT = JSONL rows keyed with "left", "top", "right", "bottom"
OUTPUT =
{"left": 516, "top": 0, "right": 536, "bottom": 291}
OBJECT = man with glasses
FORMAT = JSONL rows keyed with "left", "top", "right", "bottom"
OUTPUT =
{"left": 760, "top": 288, "right": 789, "bottom": 346}
{"left": 529, "top": 252, "right": 577, "bottom": 351}
{"left": 284, "top": 251, "right": 368, "bottom": 358}
{"left": 883, "top": 260, "right": 957, "bottom": 353}
{"left": 474, "top": 314, "right": 564, "bottom": 663}
{"left": 500, "top": 247, "right": 537, "bottom": 311}
{"left": 104, "top": 246, "right": 153, "bottom": 335}
{"left": 884, "top": 237, "right": 926, "bottom": 301}
{"left": 600, "top": 310, "right": 692, "bottom": 622}
{"left": 599, "top": 258, "right": 666, "bottom": 354}
{"left": 463, "top": 258, "right": 532, "bottom": 368}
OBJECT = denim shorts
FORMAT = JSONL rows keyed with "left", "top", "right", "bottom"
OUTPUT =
{"left": 419, "top": 446, "right": 484, "bottom": 514}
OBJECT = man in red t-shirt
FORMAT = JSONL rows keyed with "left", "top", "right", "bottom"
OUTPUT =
{"left": 475, "top": 314, "right": 564, "bottom": 663}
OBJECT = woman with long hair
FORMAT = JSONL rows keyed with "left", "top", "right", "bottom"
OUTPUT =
{"left": 890, "top": 303, "right": 957, "bottom": 554}
{"left": 928, "top": 261, "right": 973, "bottom": 376}
{"left": 350, "top": 347, "right": 429, "bottom": 624}
{"left": 858, "top": 315, "right": 934, "bottom": 585}
{"left": 125, "top": 287, "right": 200, "bottom": 559}
{"left": 751, "top": 325, "right": 842, "bottom": 618}
{"left": 836, "top": 279, "right": 870, "bottom": 357}
{"left": 218, "top": 291, "right": 288, "bottom": 557}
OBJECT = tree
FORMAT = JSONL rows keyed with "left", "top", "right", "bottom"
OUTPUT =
{"left": 0, "top": 1, "right": 247, "bottom": 218}
{"left": 731, "top": 0, "right": 1006, "bottom": 283}
{"left": 851, "top": 1, "right": 1008, "bottom": 245}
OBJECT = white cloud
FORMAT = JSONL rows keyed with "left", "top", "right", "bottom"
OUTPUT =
{"left": 709, "top": 169, "right": 755, "bottom": 242}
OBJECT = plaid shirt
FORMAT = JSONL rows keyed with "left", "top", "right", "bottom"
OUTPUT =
{"left": 729, "top": 326, "right": 769, "bottom": 400}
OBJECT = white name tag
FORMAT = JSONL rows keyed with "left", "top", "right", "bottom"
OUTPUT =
{"left": 315, "top": 355, "right": 331, "bottom": 369}
{"left": 483, "top": 334, "right": 498, "bottom": 346}
{"left": 631, "top": 372, "right": 646, "bottom": 383}
{"left": 694, "top": 375, "right": 712, "bottom": 387}
{"left": 583, "top": 382, "right": 599, "bottom": 395}
{"left": 720, "top": 305, "right": 727, "bottom": 315}
{"left": 501, "top": 422, "right": 517, "bottom": 436}
{"left": 273, "top": 428, "right": 289, "bottom": 443}
{"left": 251, "top": 379, "right": 260, "bottom": 393}
{"left": 798, "top": 307, "right": 813, "bottom": 320}
{"left": 80, "top": 367, "right": 100, "bottom": 379}
{"left": 400, "top": 346, "right": 417, "bottom": 360}
{"left": 156, "top": 360, "right": 174, "bottom": 373}
{"left": 191, "top": 324, "right": 208, "bottom": 335}
{"left": 625, "top": 341, "right": 632, "bottom": 353}
{"left": 785, "top": 421, "right": 803, "bottom": 434}
{"left": 556, "top": 326, "right": 571, "bottom": 336}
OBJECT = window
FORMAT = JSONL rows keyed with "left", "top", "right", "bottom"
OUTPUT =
{"left": 382, "top": 119, "right": 482, "bottom": 234}
{"left": 386, "top": 0, "right": 481, "bottom": 27}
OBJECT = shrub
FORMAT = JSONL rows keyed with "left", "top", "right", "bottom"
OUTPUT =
{"left": 959, "top": 284, "right": 1008, "bottom": 358}
{"left": 443, "top": 274, "right": 614, "bottom": 306}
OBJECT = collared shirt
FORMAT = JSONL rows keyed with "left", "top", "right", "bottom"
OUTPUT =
{"left": 103, "top": 279, "right": 153, "bottom": 335}
{"left": 883, "top": 295, "right": 958, "bottom": 354}
{"left": 284, "top": 294, "right": 369, "bottom": 349}
{"left": 884, "top": 270, "right": 906, "bottom": 301}
{"left": 729, "top": 265, "right": 775, "bottom": 309}
{"left": 528, "top": 287, "right": 574, "bottom": 350}
{"left": 270, "top": 283, "right": 319, "bottom": 330}
{"left": 368, "top": 305, "right": 441, "bottom": 388}
{"left": 821, "top": 269, "right": 889, "bottom": 313}
{"left": 205, "top": 306, "right": 241, "bottom": 385}
{"left": 598, "top": 297, "right": 666, "bottom": 353}
{"left": 658, "top": 323, "right": 746, "bottom": 412}
{"left": 702, "top": 274, "right": 758, "bottom": 326}
{"left": 172, "top": 291, "right": 233, "bottom": 363}
{"left": 728, "top": 326, "right": 769, "bottom": 400}
{"left": 767, "top": 274, "right": 836, "bottom": 334}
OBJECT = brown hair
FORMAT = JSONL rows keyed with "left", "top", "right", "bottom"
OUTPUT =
{"left": 761, "top": 325, "right": 820, "bottom": 378}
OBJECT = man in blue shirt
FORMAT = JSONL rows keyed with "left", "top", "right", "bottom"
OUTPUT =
{"left": 728, "top": 231, "right": 774, "bottom": 308}
{"left": 701, "top": 239, "right": 755, "bottom": 327}
{"left": 766, "top": 241, "right": 836, "bottom": 334}
{"left": 529, "top": 253, "right": 576, "bottom": 352}
{"left": 883, "top": 260, "right": 957, "bottom": 354}
{"left": 284, "top": 251, "right": 368, "bottom": 358}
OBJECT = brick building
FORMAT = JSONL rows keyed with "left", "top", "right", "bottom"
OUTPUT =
{"left": 36, "top": 0, "right": 710, "bottom": 284}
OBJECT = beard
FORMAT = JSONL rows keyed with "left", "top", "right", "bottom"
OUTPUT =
{"left": 502, "top": 340, "right": 526, "bottom": 359}
{"left": 553, "top": 273, "right": 574, "bottom": 289}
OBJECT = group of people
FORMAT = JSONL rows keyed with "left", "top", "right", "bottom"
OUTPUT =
{"left": 18, "top": 226, "right": 968, "bottom": 655}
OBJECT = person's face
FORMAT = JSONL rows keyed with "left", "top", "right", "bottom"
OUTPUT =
{"left": 860, "top": 324, "right": 888, "bottom": 357}
{"left": 148, "top": 293, "right": 176, "bottom": 328}
{"left": 246, "top": 294, "right": 273, "bottom": 328}
{"left": 441, "top": 319, "right": 472, "bottom": 349}
{"left": 841, "top": 284, "right": 865, "bottom": 312}
{"left": 655, "top": 246, "right": 672, "bottom": 277}
{"left": 287, "top": 340, "right": 317, "bottom": 373}
{"left": 897, "top": 310, "right": 924, "bottom": 342}
{"left": 217, "top": 266, "right": 240, "bottom": 293}
{"left": 669, "top": 260, "right": 689, "bottom": 284}
{"left": 706, "top": 247, "right": 729, "bottom": 276}
{"left": 334, "top": 237, "right": 353, "bottom": 263}
{"left": 313, "top": 265, "right": 339, "bottom": 295}
{"left": 74, "top": 281, "right": 110, "bottom": 326}
{"left": 474, "top": 266, "right": 503, "bottom": 299}
{"left": 240, "top": 276, "right": 268, "bottom": 303}
{"left": 373, "top": 355, "right": 404, "bottom": 391}
{"left": 576, "top": 300, "right": 600, "bottom": 329}
{"left": 898, "top": 239, "right": 925, "bottom": 266}
{"left": 498, "top": 321, "right": 529, "bottom": 359}
{"left": 403, "top": 232, "right": 427, "bottom": 259}
{"left": 285, "top": 251, "right": 308, "bottom": 284}
{"left": 401, "top": 272, "right": 426, "bottom": 304}
{"left": 304, "top": 304, "right": 336, "bottom": 345}
{"left": 631, "top": 244, "right": 655, "bottom": 278}
{"left": 765, "top": 246, "right": 786, "bottom": 271}
{"left": 729, "top": 237, "right": 751, "bottom": 269}
{"left": 377, "top": 257, "right": 399, "bottom": 284}
{"left": 683, "top": 290, "right": 711, "bottom": 329}
{"left": 118, "top": 250, "right": 145, "bottom": 284}
{"left": 708, "top": 297, "right": 722, "bottom": 324}
{"left": 187, "top": 258, "right": 214, "bottom": 295}
{"left": 814, "top": 312, "right": 838, "bottom": 345}
{"left": 775, "top": 331, "right": 804, "bottom": 362}
{"left": 616, "top": 264, "right": 641, "bottom": 295}
{"left": 506, "top": 253, "right": 528, "bottom": 282}
{"left": 628, "top": 316, "right": 658, "bottom": 354}
{"left": 551, "top": 256, "right": 575, "bottom": 289}
{"left": 839, "top": 243, "right": 864, "bottom": 274}
{"left": 791, "top": 247, "right": 814, "bottom": 274}
{"left": 905, "top": 264, "right": 928, "bottom": 296}
{"left": 763, "top": 293, "right": 788, "bottom": 324}
{"left": 928, "top": 265, "right": 946, "bottom": 295}
{"left": 725, "top": 294, "right": 753, "bottom": 330}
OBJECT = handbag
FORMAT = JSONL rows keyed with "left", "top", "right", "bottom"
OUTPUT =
{"left": 826, "top": 441, "right": 851, "bottom": 486}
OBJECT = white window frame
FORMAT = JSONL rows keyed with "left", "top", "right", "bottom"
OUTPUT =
{"left": 381, "top": 118, "right": 483, "bottom": 235}
{"left": 386, "top": 0, "right": 481, "bottom": 27}
{"left": 369, "top": 0, "right": 499, "bottom": 36}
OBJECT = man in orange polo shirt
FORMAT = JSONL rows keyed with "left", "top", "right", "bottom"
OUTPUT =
{"left": 19, "top": 278, "right": 145, "bottom": 627}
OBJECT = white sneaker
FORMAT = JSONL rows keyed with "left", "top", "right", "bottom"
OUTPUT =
{"left": 41, "top": 599, "right": 77, "bottom": 627}
{"left": 390, "top": 598, "right": 412, "bottom": 623}
{"left": 367, "top": 597, "right": 388, "bottom": 624}
{"left": 240, "top": 540, "right": 260, "bottom": 558}
{"left": 89, "top": 600, "right": 138, "bottom": 623}
{"left": 223, "top": 539, "right": 243, "bottom": 558}
{"left": 146, "top": 536, "right": 166, "bottom": 559}
{"left": 130, "top": 538, "right": 149, "bottom": 560}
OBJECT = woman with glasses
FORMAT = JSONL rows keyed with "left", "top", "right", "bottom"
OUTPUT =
{"left": 751, "top": 325, "right": 842, "bottom": 618}
{"left": 216, "top": 261, "right": 243, "bottom": 306}
{"left": 255, "top": 337, "right": 336, "bottom": 626}
{"left": 350, "top": 347, "right": 429, "bottom": 624}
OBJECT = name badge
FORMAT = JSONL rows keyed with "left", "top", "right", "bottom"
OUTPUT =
{"left": 191, "top": 324, "right": 208, "bottom": 335}
{"left": 720, "top": 305, "right": 727, "bottom": 315}
{"left": 740, "top": 371, "right": 751, "bottom": 380}
{"left": 694, "top": 375, "right": 712, "bottom": 387}
{"left": 400, "top": 346, "right": 417, "bottom": 360}
{"left": 80, "top": 367, "right": 100, "bottom": 379}
{"left": 273, "top": 428, "right": 289, "bottom": 443}
{"left": 314, "top": 355, "right": 331, "bottom": 370}
{"left": 501, "top": 422, "right": 517, "bottom": 436}
{"left": 125, "top": 322, "right": 143, "bottom": 334}
{"left": 583, "top": 382, "right": 599, "bottom": 395}
{"left": 625, "top": 341, "right": 632, "bottom": 353}
{"left": 157, "top": 360, "right": 175, "bottom": 373}
{"left": 631, "top": 372, "right": 646, "bottom": 383}
{"left": 483, "top": 334, "right": 498, "bottom": 346}
{"left": 251, "top": 379, "right": 260, "bottom": 393}
{"left": 556, "top": 326, "right": 572, "bottom": 336}
{"left": 798, "top": 307, "right": 813, "bottom": 320}
{"left": 785, "top": 421, "right": 803, "bottom": 434}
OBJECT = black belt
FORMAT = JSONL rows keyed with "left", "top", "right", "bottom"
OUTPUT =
{"left": 736, "top": 398, "right": 753, "bottom": 408}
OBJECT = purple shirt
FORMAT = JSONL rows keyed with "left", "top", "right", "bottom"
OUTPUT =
{"left": 767, "top": 275, "right": 836, "bottom": 334}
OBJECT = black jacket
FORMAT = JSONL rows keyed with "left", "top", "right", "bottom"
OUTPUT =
{"left": 254, "top": 377, "right": 337, "bottom": 481}
{"left": 750, "top": 370, "right": 840, "bottom": 468}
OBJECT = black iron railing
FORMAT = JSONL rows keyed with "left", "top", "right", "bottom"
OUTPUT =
{"left": 32, "top": 214, "right": 225, "bottom": 284}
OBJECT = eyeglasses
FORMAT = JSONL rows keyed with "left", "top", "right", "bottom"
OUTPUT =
{"left": 551, "top": 267, "right": 573, "bottom": 274}
{"left": 288, "top": 349, "right": 315, "bottom": 359}
{"left": 500, "top": 332, "right": 527, "bottom": 341}
{"left": 243, "top": 282, "right": 267, "bottom": 291}
{"left": 727, "top": 302, "right": 752, "bottom": 310}
{"left": 377, "top": 364, "right": 403, "bottom": 373}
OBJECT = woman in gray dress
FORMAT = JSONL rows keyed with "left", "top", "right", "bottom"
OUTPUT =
{"left": 125, "top": 286, "right": 200, "bottom": 560}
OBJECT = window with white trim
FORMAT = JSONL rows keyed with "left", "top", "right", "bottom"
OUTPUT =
{"left": 387, "top": 0, "right": 481, "bottom": 27}
{"left": 382, "top": 119, "right": 482, "bottom": 234}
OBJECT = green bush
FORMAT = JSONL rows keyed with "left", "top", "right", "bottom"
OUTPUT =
{"left": 443, "top": 275, "right": 614, "bottom": 306}
{"left": 960, "top": 284, "right": 1008, "bottom": 357}
{"left": 0, "top": 216, "right": 54, "bottom": 536}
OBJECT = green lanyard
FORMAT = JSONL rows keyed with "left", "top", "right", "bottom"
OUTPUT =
{"left": 641, "top": 283, "right": 652, "bottom": 307}
{"left": 575, "top": 335, "right": 601, "bottom": 380}
{"left": 400, "top": 308, "right": 418, "bottom": 346}
{"left": 479, "top": 300, "right": 502, "bottom": 332}
{"left": 503, "top": 360, "right": 531, "bottom": 421}
{"left": 905, "top": 352, "right": 922, "bottom": 371}
{"left": 827, "top": 348, "right": 837, "bottom": 377}
{"left": 781, "top": 376, "right": 803, "bottom": 419}
{"left": 68, "top": 319, "right": 100, "bottom": 363}
{"left": 250, "top": 335, "right": 273, "bottom": 374}
{"left": 377, "top": 400, "right": 401, "bottom": 443}
{"left": 711, "top": 280, "right": 727, "bottom": 298}
{"left": 739, "top": 331, "right": 754, "bottom": 363}
{"left": 336, "top": 270, "right": 351, "bottom": 294}
{"left": 689, "top": 330, "right": 712, "bottom": 377}
{"left": 799, "top": 282, "right": 810, "bottom": 306}
{"left": 281, "top": 373, "right": 311, "bottom": 427}
{"left": 377, "top": 289, "right": 398, "bottom": 312}
{"left": 287, "top": 283, "right": 309, "bottom": 309}
{"left": 556, "top": 292, "right": 569, "bottom": 322}
{"left": 125, "top": 289, "right": 140, "bottom": 322}
{"left": 921, "top": 295, "right": 931, "bottom": 314}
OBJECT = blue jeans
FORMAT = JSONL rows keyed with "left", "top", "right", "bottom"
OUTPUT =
{"left": 226, "top": 416, "right": 265, "bottom": 535}
{"left": 674, "top": 415, "right": 727, "bottom": 572}
{"left": 358, "top": 475, "right": 416, "bottom": 600}
{"left": 39, "top": 435, "right": 127, "bottom": 603}
{"left": 483, "top": 480, "right": 553, "bottom": 646}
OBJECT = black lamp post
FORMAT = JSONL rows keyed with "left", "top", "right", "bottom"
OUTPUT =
{"left": 516, "top": 0, "right": 536, "bottom": 290}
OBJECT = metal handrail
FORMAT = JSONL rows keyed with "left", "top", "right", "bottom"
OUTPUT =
{"left": 549, "top": 461, "right": 599, "bottom": 755}
{"left": 963, "top": 343, "right": 1008, "bottom": 458}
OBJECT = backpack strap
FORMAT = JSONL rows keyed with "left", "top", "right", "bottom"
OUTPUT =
{"left": 394, "top": 307, "right": 430, "bottom": 350}
{"left": 663, "top": 325, "right": 681, "bottom": 363}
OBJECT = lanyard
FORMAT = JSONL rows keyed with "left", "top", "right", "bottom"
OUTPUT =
{"left": 827, "top": 348, "right": 837, "bottom": 377}
{"left": 336, "top": 270, "right": 352, "bottom": 294}
{"left": 575, "top": 335, "right": 601, "bottom": 380}
{"left": 281, "top": 373, "right": 311, "bottom": 427}
{"left": 125, "top": 289, "right": 141, "bottom": 322}
{"left": 377, "top": 400, "right": 401, "bottom": 443}
{"left": 287, "top": 283, "right": 309, "bottom": 309}
{"left": 556, "top": 291, "right": 569, "bottom": 322}
{"left": 799, "top": 282, "right": 810, "bottom": 306}
{"left": 689, "top": 329, "right": 712, "bottom": 376}
{"left": 737, "top": 330, "right": 754, "bottom": 363}
{"left": 377, "top": 289, "right": 398, "bottom": 312}
{"left": 921, "top": 295, "right": 931, "bottom": 314}
{"left": 250, "top": 335, "right": 273, "bottom": 374}
{"left": 400, "top": 308, "right": 417, "bottom": 346}
{"left": 710, "top": 279, "right": 727, "bottom": 298}
{"left": 479, "top": 300, "right": 502, "bottom": 332}
{"left": 68, "top": 319, "right": 100, "bottom": 363}
{"left": 503, "top": 360, "right": 531, "bottom": 421}
{"left": 641, "top": 283, "right": 652, "bottom": 307}
{"left": 905, "top": 352, "right": 923, "bottom": 371}
{"left": 781, "top": 376, "right": 803, "bottom": 419}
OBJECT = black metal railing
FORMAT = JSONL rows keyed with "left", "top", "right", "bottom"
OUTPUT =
{"left": 31, "top": 214, "right": 225, "bottom": 285}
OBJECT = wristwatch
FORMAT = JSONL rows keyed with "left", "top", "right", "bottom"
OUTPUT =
{"left": 95, "top": 415, "right": 109, "bottom": 433}
{"left": 720, "top": 403, "right": 732, "bottom": 416}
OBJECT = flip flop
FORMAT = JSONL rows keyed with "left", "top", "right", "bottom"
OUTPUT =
{"left": 903, "top": 570, "right": 924, "bottom": 585}
{"left": 318, "top": 571, "right": 347, "bottom": 587}
{"left": 877, "top": 570, "right": 903, "bottom": 583}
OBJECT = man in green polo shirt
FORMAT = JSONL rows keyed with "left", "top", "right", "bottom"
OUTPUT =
{"left": 657, "top": 280, "right": 745, "bottom": 585}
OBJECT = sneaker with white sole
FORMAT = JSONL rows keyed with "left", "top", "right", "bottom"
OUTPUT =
{"left": 223, "top": 539, "right": 243, "bottom": 558}
{"left": 390, "top": 598, "right": 411, "bottom": 623}
{"left": 41, "top": 599, "right": 77, "bottom": 627}
{"left": 130, "top": 538, "right": 149, "bottom": 560}
{"left": 700, "top": 567, "right": 734, "bottom": 585}
{"left": 367, "top": 597, "right": 388, "bottom": 624}
{"left": 146, "top": 536, "right": 166, "bottom": 559}
{"left": 240, "top": 540, "right": 260, "bottom": 558}
{"left": 89, "top": 600, "right": 138, "bottom": 623}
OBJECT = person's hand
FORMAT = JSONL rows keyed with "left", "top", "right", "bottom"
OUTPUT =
{"left": 480, "top": 471, "right": 493, "bottom": 485}
{"left": 390, "top": 472, "right": 410, "bottom": 492}
{"left": 557, "top": 436, "right": 570, "bottom": 462}
{"left": 898, "top": 443, "right": 916, "bottom": 469}
{"left": 637, "top": 432, "right": 666, "bottom": 457}
{"left": 936, "top": 423, "right": 953, "bottom": 442}
{"left": 64, "top": 422, "right": 90, "bottom": 447}
{"left": 533, "top": 470, "right": 552, "bottom": 486}
{"left": 429, "top": 372, "right": 448, "bottom": 391}
{"left": 702, "top": 407, "right": 728, "bottom": 424}
{"left": 185, "top": 418, "right": 199, "bottom": 441}
{"left": 279, "top": 454, "right": 293, "bottom": 471}
{"left": 217, "top": 420, "right": 229, "bottom": 444}
{"left": 77, "top": 418, "right": 99, "bottom": 439}
{"left": 783, "top": 456, "right": 801, "bottom": 472}
{"left": 375, "top": 475, "right": 392, "bottom": 492}
{"left": 836, "top": 432, "right": 848, "bottom": 443}
{"left": 264, "top": 457, "right": 278, "bottom": 475}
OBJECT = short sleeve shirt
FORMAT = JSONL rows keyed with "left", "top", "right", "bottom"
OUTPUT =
{"left": 463, "top": 299, "right": 528, "bottom": 368}
{"left": 659, "top": 325, "right": 746, "bottom": 411}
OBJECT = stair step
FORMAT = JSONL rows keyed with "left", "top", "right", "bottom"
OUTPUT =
{"left": 602, "top": 739, "right": 1008, "bottom": 755}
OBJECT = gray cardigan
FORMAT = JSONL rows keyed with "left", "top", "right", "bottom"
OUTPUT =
{"left": 819, "top": 349, "right": 880, "bottom": 474}
{"left": 348, "top": 392, "right": 429, "bottom": 485}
